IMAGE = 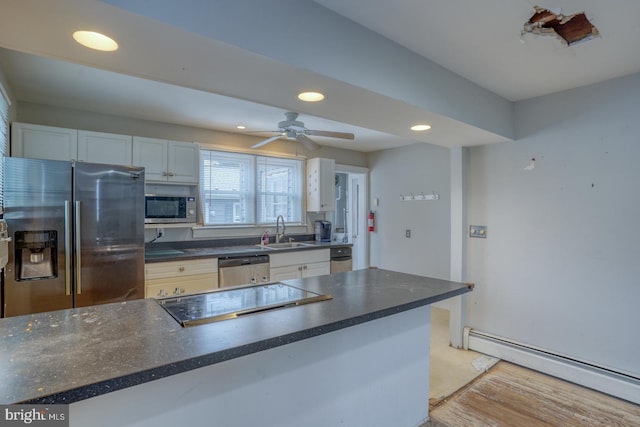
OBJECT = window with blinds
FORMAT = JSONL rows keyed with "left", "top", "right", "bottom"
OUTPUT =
{"left": 200, "top": 150, "right": 303, "bottom": 226}
{"left": 0, "top": 85, "right": 10, "bottom": 214}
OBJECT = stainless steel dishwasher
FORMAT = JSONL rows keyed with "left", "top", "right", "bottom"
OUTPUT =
{"left": 330, "top": 246, "right": 352, "bottom": 273}
{"left": 218, "top": 254, "right": 270, "bottom": 288}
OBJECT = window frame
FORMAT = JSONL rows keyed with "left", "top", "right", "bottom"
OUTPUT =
{"left": 199, "top": 148, "right": 305, "bottom": 227}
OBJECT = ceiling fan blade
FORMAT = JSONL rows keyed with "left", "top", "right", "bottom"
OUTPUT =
{"left": 251, "top": 134, "right": 283, "bottom": 149}
{"left": 296, "top": 134, "right": 320, "bottom": 151}
{"left": 305, "top": 130, "right": 355, "bottom": 140}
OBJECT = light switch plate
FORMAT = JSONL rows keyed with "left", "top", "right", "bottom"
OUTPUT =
{"left": 470, "top": 225, "right": 487, "bottom": 238}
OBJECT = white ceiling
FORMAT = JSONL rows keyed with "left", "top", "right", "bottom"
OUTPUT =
{"left": 315, "top": 0, "right": 640, "bottom": 102}
{"left": 1, "top": 0, "right": 639, "bottom": 152}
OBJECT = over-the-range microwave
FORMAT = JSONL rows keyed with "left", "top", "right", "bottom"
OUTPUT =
{"left": 145, "top": 194, "right": 197, "bottom": 224}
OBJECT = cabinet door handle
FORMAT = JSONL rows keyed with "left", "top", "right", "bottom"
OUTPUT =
{"left": 179, "top": 266, "right": 185, "bottom": 272}
{"left": 167, "top": 171, "right": 175, "bottom": 177}
{"left": 162, "top": 171, "right": 168, "bottom": 176}
{"left": 298, "top": 266, "right": 302, "bottom": 271}
{"left": 303, "top": 265, "right": 308, "bottom": 270}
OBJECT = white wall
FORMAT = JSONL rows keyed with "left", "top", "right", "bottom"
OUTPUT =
{"left": 466, "top": 73, "right": 640, "bottom": 378}
{"left": 368, "top": 143, "right": 451, "bottom": 279}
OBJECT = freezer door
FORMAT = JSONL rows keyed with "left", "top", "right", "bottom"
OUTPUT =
{"left": 3, "top": 158, "right": 73, "bottom": 316}
{"left": 73, "top": 162, "right": 145, "bottom": 307}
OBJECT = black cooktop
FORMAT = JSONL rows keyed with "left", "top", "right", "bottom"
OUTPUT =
{"left": 157, "top": 283, "right": 332, "bottom": 327}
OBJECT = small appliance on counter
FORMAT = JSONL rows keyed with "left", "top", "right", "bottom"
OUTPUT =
{"left": 315, "top": 220, "right": 332, "bottom": 242}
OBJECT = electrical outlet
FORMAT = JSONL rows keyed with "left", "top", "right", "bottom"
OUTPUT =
{"left": 469, "top": 225, "right": 487, "bottom": 238}
{"left": 405, "top": 229, "right": 411, "bottom": 238}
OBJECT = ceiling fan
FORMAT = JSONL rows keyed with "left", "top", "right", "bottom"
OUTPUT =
{"left": 250, "top": 112, "right": 355, "bottom": 151}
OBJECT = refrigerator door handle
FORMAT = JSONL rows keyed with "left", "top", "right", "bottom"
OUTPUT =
{"left": 75, "top": 200, "right": 82, "bottom": 295}
{"left": 64, "top": 201, "right": 72, "bottom": 296}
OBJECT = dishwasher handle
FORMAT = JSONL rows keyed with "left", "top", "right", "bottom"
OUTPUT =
{"left": 218, "top": 254, "right": 270, "bottom": 268}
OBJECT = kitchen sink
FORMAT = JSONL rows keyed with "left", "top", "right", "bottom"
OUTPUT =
{"left": 257, "top": 242, "right": 317, "bottom": 250}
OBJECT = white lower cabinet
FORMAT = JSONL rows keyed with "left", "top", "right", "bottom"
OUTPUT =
{"left": 269, "top": 249, "right": 330, "bottom": 281}
{"left": 145, "top": 258, "right": 218, "bottom": 298}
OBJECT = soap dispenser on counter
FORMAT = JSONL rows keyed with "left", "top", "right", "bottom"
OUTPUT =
{"left": 261, "top": 230, "right": 270, "bottom": 246}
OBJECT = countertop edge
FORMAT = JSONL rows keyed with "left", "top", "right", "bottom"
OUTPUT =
{"left": 21, "top": 285, "right": 470, "bottom": 405}
{"left": 144, "top": 241, "right": 352, "bottom": 263}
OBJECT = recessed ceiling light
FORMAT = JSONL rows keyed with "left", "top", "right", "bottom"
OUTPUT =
{"left": 72, "top": 30, "right": 119, "bottom": 51}
{"left": 410, "top": 124, "right": 432, "bottom": 131}
{"left": 236, "top": 125, "right": 246, "bottom": 130}
{"left": 297, "top": 91, "right": 325, "bottom": 102}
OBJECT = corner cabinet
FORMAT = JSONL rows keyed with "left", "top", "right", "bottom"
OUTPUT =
{"left": 269, "top": 249, "right": 331, "bottom": 281}
{"left": 307, "top": 157, "right": 335, "bottom": 212}
{"left": 145, "top": 258, "right": 218, "bottom": 298}
{"left": 133, "top": 137, "right": 199, "bottom": 184}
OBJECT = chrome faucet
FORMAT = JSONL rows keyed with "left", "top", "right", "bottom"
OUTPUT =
{"left": 275, "top": 215, "right": 286, "bottom": 243}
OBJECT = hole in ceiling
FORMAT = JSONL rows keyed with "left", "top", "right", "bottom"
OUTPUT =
{"left": 522, "top": 5, "right": 600, "bottom": 46}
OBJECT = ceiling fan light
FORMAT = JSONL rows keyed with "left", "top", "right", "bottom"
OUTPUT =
{"left": 73, "top": 30, "right": 118, "bottom": 51}
{"left": 410, "top": 124, "right": 432, "bottom": 131}
{"left": 236, "top": 125, "right": 246, "bottom": 129}
{"left": 297, "top": 91, "right": 325, "bottom": 102}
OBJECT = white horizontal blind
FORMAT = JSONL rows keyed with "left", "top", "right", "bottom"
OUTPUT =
{"left": 0, "top": 86, "right": 9, "bottom": 213}
{"left": 199, "top": 150, "right": 303, "bottom": 226}
{"left": 256, "top": 156, "right": 302, "bottom": 223}
{"left": 200, "top": 150, "right": 255, "bottom": 224}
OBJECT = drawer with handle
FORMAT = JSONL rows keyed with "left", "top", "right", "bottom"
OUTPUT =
{"left": 145, "top": 258, "right": 218, "bottom": 280}
{"left": 145, "top": 273, "right": 219, "bottom": 298}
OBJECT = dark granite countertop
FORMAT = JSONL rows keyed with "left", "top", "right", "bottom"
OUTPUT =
{"left": 0, "top": 269, "right": 471, "bottom": 404}
{"left": 145, "top": 239, "right": 351, "bottom": 262}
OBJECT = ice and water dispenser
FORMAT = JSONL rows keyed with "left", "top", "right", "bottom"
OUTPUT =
{"left": 14, "top": 230, "right": 58, "bottom": 281}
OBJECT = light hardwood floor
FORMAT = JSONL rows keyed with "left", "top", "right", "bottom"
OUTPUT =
{"left": 424, "top": 361, "right": 640, "bottom": 426}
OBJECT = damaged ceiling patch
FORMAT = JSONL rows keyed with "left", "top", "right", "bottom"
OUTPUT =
{"left": 522, "top": 5, "right": 600, "bottom": 46}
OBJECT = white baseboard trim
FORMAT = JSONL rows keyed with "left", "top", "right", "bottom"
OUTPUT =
{"left": 467, "top": 329, "right": 640, "bottom": 405}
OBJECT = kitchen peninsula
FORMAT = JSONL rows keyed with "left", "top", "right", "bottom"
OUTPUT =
{"left": 0, "top": 269, "right": 471, "bottom": 427}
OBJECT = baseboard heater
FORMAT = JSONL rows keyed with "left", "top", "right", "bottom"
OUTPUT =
{"left": 464, "top": 328, "right": 640, "bottom": 405}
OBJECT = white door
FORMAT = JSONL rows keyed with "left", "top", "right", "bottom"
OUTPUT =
{"left": 349, "top": 173, "right": 368, "bottom": 270}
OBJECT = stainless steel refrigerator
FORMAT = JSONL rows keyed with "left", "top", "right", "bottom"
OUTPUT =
{"left": 2, "top": 157, "right": 145, "bottom": 317}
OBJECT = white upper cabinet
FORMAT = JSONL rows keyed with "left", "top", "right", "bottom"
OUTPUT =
{"left": 307, "top": 157, "right": 335, "bottom": 212}
{"left": 167, "top": 140, "right": 200, "bottom": 184}
{"left": 78, "top": 130, "right": 132, "bottom": 165}
{"left": 133, "top": 137, "right": 199, "bottom": 184}
{"left": 11, "top": 123, "right": 78, "bottom": 161}
{"left": 11, "top": 123, "right": 132, "bottom": 166}
{"left": 132, "top": 136, "right": 166, "bottom": 181}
